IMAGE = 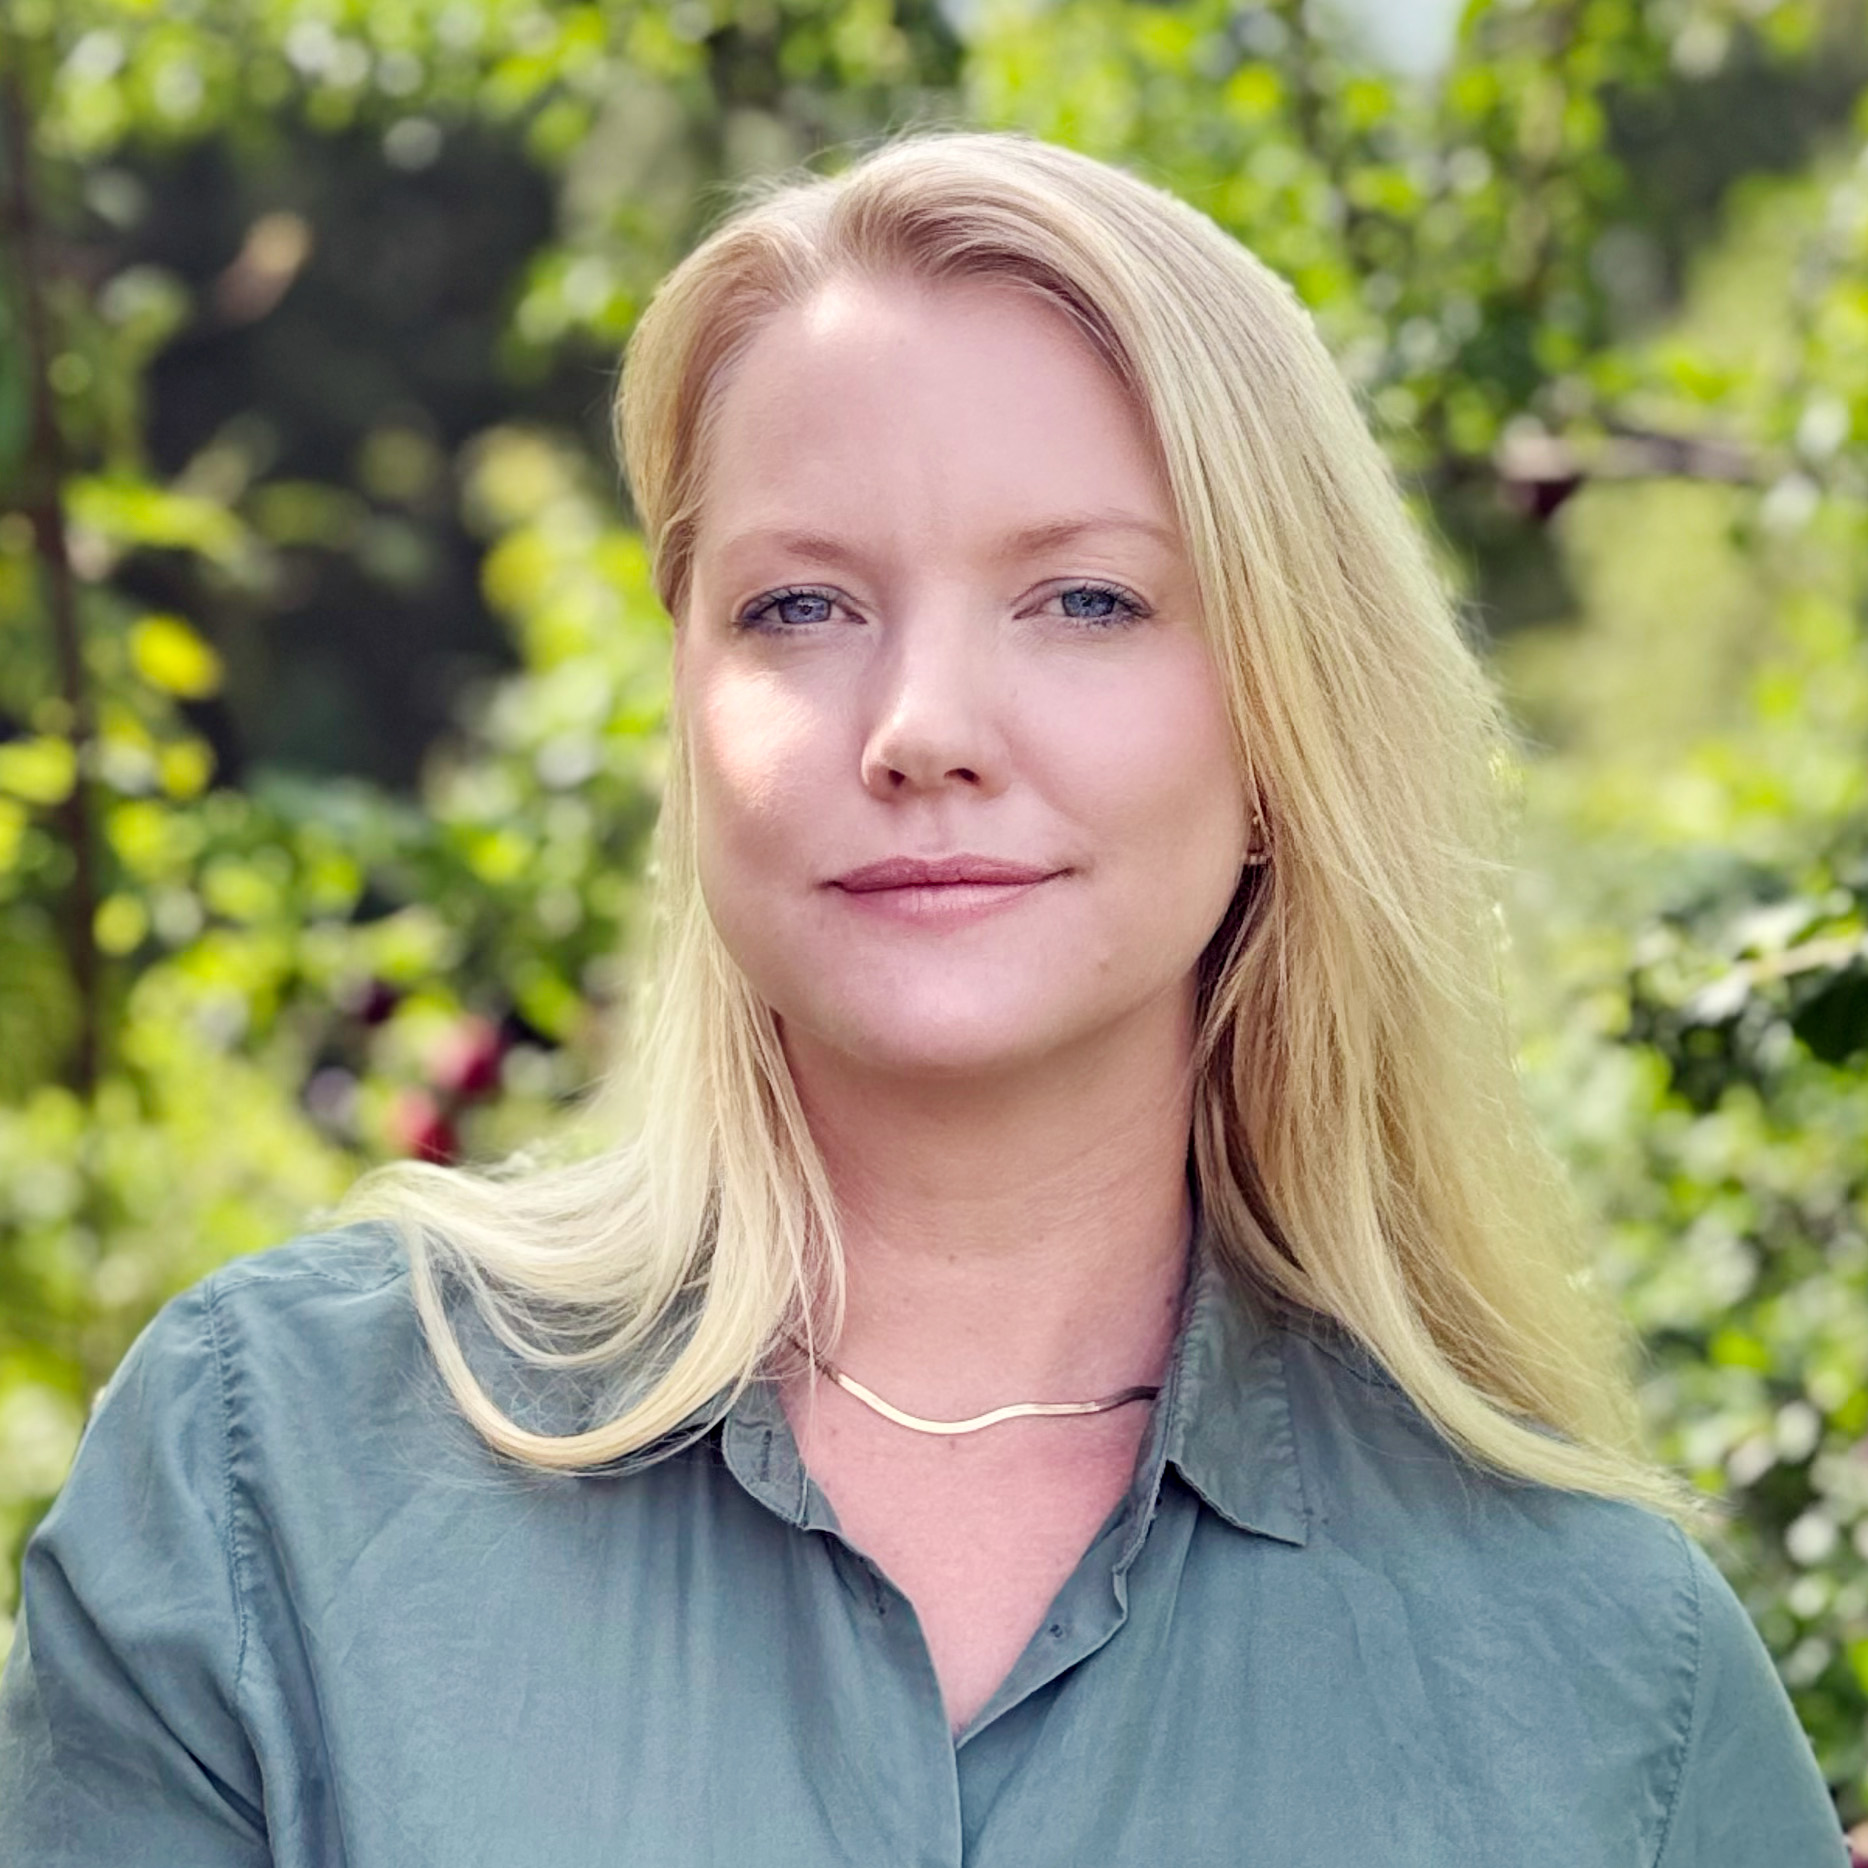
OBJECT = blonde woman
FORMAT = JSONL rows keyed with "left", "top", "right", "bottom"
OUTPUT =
{"left": 0, "top": 131, "right": 1848, "bottom": 1866}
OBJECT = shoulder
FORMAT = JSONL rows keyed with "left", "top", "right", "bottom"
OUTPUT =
{"left": 115, "top": 1222, "right": 418, "bottom": 1408}
{"left": 1266, "top": 1320, "right": 1849, "bottom": 1859}
{"left": 193, "top": 1219, "right": 412, "bottom": 1324}
{"left": 147, "top": 1222, "right": 634, "bottom": 1490}
{"left": 186, "top": 1221, "right": 416, "bottom": 1375}
{"left": 122, "top": 1221, "right": 411, "bottom": 1368}
{"left": 17, "top": 1226, "right": 424, "bottom": 1695}
{"left": 89, "top": 1224, "right": 459, "bottom": 1505}
{"left": 1274, "top": 1310, "right": 1694, "bottom": 1604}
{"left": 91, "top": 1221, "right": 412, "bottom": 1400}
{"left": 1272, "top": 1314, "right": 1703, "bottom": 1749}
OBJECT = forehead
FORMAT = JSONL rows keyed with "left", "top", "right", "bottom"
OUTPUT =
{"left": 692, "top": 275, "right": 1178, "bottom": 568}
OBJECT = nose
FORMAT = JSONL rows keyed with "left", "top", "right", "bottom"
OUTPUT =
{"left": 859, "top": 608, "right": 1010, "bottom": 800}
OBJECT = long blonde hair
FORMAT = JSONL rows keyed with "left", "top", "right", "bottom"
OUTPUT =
{"left": 349, "top": 129, "right": 1708, "bottom": 1529}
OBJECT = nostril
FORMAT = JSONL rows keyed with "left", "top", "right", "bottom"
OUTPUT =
{"left": 865, "top": 748, "right": 995, "bottom": 793}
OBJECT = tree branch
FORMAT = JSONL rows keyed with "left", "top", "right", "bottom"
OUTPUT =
{"left": 1493, "top": 424, "right": 1765, "bottom": 519}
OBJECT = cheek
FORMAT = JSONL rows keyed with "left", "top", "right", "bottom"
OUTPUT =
{"left": 1070, "top": 654, "right": 1248, "bottom": 886}
{"left": 686, "top": 666, "right": 833, "bottom": 871}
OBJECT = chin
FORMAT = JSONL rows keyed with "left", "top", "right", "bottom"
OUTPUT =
{"left": 778, "top": 979, "right": 1129, "bottom": 1086}
{"left": 834, "top": 1029, "right": 1054, "bottom": 1083}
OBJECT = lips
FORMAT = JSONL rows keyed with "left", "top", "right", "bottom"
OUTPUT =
{"left": 830, "top": 855, "right": 1063, "bottom": 892}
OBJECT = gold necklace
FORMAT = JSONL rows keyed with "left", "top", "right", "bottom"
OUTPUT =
{"left": 818, "top": 1361, "right": 1161, "bottom": 1437}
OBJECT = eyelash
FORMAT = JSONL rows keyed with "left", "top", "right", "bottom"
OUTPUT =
{"left": 734, "top": 581, "right": 1151, "bottom": 632}
{"left": 736, "top": 585, "right": 848, "bottom": 631}
{"left": 1050, "top": 581, "right": 1151, "bottom": 627}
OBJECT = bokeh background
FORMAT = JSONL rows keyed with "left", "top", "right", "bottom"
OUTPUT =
{"left": 3, "top": 0, "right": 1868, "bottom": 1827}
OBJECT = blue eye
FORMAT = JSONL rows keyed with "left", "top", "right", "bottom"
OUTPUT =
{"left": 738, "top": 586, "right": 843, "bottom": 630}
{"left": 1055, "top": 583, "right": 1147, "bottom": 625}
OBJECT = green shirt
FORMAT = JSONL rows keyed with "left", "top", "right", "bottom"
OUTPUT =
{"left": 0, "top": 1225, "right": 1848, "bottom": 1865}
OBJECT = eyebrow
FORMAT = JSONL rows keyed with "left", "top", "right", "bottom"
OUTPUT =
{"left": 713, "top": 510, "right": 1182, "bottom": 572}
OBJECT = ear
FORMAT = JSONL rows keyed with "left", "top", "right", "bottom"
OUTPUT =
{"left": 1241, "top": 772, "right": 1271, "bottom": 868}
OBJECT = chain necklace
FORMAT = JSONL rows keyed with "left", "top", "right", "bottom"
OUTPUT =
{"left": 817, "top": 1361, "right": 1161, "bottom": 1437}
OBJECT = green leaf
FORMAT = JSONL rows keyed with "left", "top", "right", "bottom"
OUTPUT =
{"left": 0, "top": 738, "right": 76, "bottom": 808}
{"left": 129, "top": 614, "right": 222, "bottom": 699}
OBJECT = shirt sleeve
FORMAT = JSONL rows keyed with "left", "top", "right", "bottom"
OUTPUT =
{"left": 1655, "top": 1529, "right": 1849, "bottom": 1868}
{"left": 0, "top": 1280, "right": 272, "bottom": 1865}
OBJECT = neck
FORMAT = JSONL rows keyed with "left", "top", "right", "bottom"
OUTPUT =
{"left": 783, "top": 1004, "right": 1197, "bottom": 1408}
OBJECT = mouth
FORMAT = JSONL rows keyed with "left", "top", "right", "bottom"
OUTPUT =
{"left": 830, "top": 854, "right": 1065, "bottom": 892}
{"left": 827, "top": 854, "right": 1067, "bottom": 926}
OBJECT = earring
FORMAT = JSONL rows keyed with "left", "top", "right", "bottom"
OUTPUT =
{"left": 1242, "top": 806, "right": 1271, "bottom": 868}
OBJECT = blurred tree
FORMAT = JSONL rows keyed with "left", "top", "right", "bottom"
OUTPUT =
{"left": 2, "top": 0, "right": 1866, "bottom": 1826}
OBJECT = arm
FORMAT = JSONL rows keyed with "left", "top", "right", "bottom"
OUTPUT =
{"left": 1654, "top": 1528, "right": 1849, "bottom": 1868}
{"left": 0, "top": 1281, "right": 272, "bottom": 1864}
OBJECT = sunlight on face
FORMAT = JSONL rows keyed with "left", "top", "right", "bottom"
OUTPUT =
{"left": 678, "top": 275, "right": 1251, "bottom": 1086}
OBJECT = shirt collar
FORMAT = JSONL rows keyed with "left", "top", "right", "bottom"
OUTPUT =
{"left": 1158, "top": 1244, "right": 1310, "bottom": 1546}
{"left": 720, "top": 1375, "right": 827, "bottom": 1530}
{"left": 720, "top": 1236, "right": 1310, "bottom": 1549}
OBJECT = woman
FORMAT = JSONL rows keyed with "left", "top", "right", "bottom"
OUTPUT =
{"left": 0, "top": 130, "right": 1848, "bottom": 1864}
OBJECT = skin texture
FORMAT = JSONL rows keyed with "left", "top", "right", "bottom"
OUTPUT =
{"left": 677, "top": 275, "right": 1251, "bottom": 1732}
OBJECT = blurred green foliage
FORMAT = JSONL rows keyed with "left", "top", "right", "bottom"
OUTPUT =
{"left": 2, "top": 0, "right": 1866, "bottom": 1825}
